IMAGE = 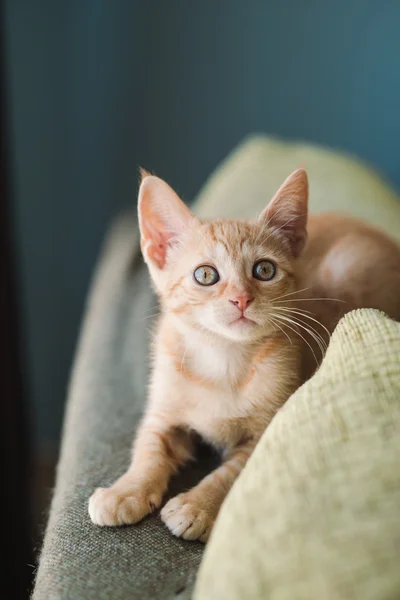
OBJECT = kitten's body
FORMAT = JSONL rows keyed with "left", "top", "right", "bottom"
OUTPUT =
{"left": 89, "top": 169, "right": 400, "bottom": 542}
{"left": 297, "top": 213, "right": 400, "bottom": 377}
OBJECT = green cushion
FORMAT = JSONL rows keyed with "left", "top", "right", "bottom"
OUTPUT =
{"left": 194, "top": 310, "right": 400, "bottom": 600}
{"left": 32, "top": 136, "right": 400, "bottom": 600}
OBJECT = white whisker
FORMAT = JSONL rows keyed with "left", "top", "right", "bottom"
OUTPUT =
{"left": 270, "top": 312, "right": 320, "bottom": 366}
{"left": 180, "top": 343, "right": 190, "bottom": 372}
{"left": 142, "top": 311, "right": 163, "bottom": 320}
{"left": 271, "top": 311, "right": 327, "bottom": 356}
{"left": 276, "top": 297, "right": 346, "bottom": 303}
{"left": 272, "top": 306, "right": 331, "bottom": 340}
{"left": 267, "top": 316, "right": 292, "bottom": 345}
{"left": 273, "top": 286, "right": 315, "bottom": 301}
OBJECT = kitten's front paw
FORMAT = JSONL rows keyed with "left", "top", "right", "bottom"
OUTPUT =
{"left": 88, "top": 484, "right": 162, "bottom": 526}
{"left": 161, "top": 494, "right": 215, "bottom": 542}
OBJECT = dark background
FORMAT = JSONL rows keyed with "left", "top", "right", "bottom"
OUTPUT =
{"left": 1, "top": 1, "right": 400, "bottom": 596}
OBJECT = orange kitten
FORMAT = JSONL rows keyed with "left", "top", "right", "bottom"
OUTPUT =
{"left": 89, "top": 168, "right": 400, "bottom": 542}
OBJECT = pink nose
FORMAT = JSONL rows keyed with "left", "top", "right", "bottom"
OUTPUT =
{"left": 229, "top": 294, "right": 254, "bottom": 312}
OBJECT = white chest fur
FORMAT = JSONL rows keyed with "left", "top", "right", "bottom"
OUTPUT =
{"left": 150, "top": 324, "right": 297, "bottom": 449}
{"left": 187, "top": 339, "right": 249, "bottom": 385}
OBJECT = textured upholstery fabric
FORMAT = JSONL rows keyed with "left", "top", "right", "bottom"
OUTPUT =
{"left": 32, "top": 136, "right": 400, "bottom": 599}
{"left": 194, "top": 310, "right": 400, "bottom": 600}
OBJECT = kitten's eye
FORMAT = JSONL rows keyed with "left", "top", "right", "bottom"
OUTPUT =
{"left": 253, "top": 260, "right": 276, "bottom": 281}
{"left": 194, "top": 265, "right": 220, "bottom": 286}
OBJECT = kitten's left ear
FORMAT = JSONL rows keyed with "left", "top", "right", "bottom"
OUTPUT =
{"left": 138, "top": 170, "right": 196, "bottom": 269}
{"left": 259, "top": 168, "right": 308, "bottom": 257}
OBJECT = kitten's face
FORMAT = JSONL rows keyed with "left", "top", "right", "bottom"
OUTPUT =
{"left": 138, "top": 168, "right": 308, "bottom": 343}
{"left": 159, "top": 220, "right": 296, "bottom": 342}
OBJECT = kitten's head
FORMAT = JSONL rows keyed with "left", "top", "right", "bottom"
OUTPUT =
{"left": 138, "top": 168, "right": 308, "bottom": 342}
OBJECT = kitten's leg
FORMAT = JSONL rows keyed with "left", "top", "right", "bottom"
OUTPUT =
{"left": 89, "top": 416, "right": 193, "bottom": 526}
{"left": 161, "top": 438, "right": 257, "bottom": 542}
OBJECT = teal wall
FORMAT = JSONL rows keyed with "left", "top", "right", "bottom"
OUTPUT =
{"left": 4, "top": 1, "right": 400, "bottom": 447}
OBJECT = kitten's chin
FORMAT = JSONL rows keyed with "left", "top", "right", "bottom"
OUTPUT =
{"left": 182, "top": 315, "right": 269, "bottom": 343}
{"left": 217, "top": 319, "right": 266, "bottom": 343}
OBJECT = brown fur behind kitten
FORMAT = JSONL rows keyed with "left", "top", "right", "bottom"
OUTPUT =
{"left": 89, "top": 168, "right": 400, "bottom": 542}
{"left": 296, "top": 212, "right": 400, "bottom": 378}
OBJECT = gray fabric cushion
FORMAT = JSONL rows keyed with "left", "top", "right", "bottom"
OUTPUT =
{"left": 32, "top": 215, "right": 218, "bottom": 599}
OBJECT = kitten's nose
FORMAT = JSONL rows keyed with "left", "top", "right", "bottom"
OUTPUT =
{"left": 229, "top": 294, "right": 254, "bottom": 312}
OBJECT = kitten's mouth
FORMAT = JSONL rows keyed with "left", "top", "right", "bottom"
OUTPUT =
{"left": 230, "top": 315, "right": 256, "bottom": 326}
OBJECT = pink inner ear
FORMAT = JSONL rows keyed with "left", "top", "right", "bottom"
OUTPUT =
{"left": 141, "top": 212, "right": 174, "bottom": 269}
{"left": 266, "top": 203, "right": 307, "bottom": 258}
{"left": 138, "top": 174, "right": 195, "bottom": 270}
{"left": 147, "top": 242, "right": 166, "bottom": 268}
{"left": 260, "top": 168, "right": 309, "bottom": 258}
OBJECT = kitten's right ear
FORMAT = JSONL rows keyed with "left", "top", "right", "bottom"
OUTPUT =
{"left": 138, "top": 170, "right": 195, "bottom": 269}
{"left": 259, "top": 168, "right": 308, "bottom": 257}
